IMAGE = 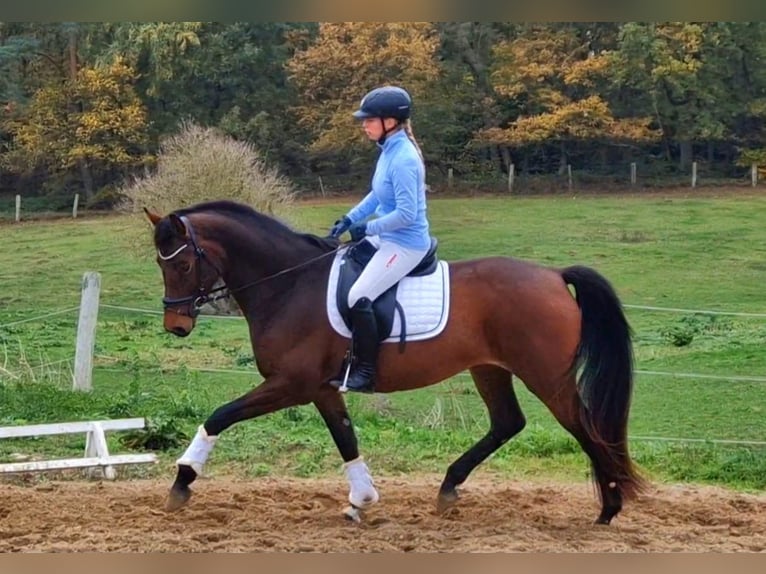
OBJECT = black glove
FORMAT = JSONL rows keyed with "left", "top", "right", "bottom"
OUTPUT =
{"left": 328, "top": 215, "right": 351, "bottom": 238}
{"left": 349, "top": 222, "right": 368, "bottom": 242}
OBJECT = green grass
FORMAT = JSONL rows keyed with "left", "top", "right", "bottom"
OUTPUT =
{"left": 0, "top": 191, "right": 765, "bottom": 491}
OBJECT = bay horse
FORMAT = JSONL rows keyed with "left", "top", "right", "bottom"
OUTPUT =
{"left": 144, "top": 200, "right": 644, "bottom": 525}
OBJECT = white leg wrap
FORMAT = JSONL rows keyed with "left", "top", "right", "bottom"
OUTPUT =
{"left": 343, "top": 457, "right": 379, "bottom": 509}
{"left": 176, "top": 425, "right": 218, "bottom": 476}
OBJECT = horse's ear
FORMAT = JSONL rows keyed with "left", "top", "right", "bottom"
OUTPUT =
{"left": 168, "top": 213, "right": 189, "bottom": 238}
{"left": 143, "top": 207, "right": 162, "bottom": 227}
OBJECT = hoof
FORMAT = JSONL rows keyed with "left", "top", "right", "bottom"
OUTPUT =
{"left": 594, "top": 515, "right": 613, "bottom": 526}
{"left": 436, "top": 489, "right": 459, "bottom": 515}
{"left": 165, "top": 485, "right": 192, "bottom": 512}
{"left": 343, "top": 505, "right": 363, "bottom": 523}
{"left": 595, "top": 505, "right": 620, "bottom": 525}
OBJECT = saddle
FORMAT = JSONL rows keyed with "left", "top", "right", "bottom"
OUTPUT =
{"left": 335, "top": 238, "right": 439, "bottom": 347}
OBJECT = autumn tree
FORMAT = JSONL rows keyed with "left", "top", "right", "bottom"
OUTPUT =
{"left": 8, "top": 59, "right": 150, "bottom": 200}
{"left": 432, "top": 23, "right": 517, "bottom": 173}
{"left": 478, "top": 24, "right": 658, "bottom": 173}
{"left": 287, "top": 22, "right": 441, "bottom": 153}
{"left": 613, "top": 22, "right": 766, "bottom": 171}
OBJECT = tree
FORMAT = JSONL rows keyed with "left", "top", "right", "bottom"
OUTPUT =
{"left": 430, "top": 22, "right": 516, "bottom": 176}
{"left": 477, "top": 23, "right": 658, "bottom": 173}
{"left": 287, "top": 23, "right": 441, "bottom": 152}
{"left": 0, "top": 32, "right": 38, "bottom": 104}
{"left": 9, "top": 59, "right": 150, "bottom": 199}
{"left": 611, "top": 22, "right": 766, "bottom": 170}
{"left": 91, "top": 22, "right": 313, "bottom": 174}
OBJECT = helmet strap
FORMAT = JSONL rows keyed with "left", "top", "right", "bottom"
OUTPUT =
{"left": 377, "top": 118, "right": 401, "bottom": 145}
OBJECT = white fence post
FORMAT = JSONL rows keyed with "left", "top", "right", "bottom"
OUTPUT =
{"left": 73, "top": 271, "right": 101, "bottom": 392}
{"left": 630, "top": 162, "right": 637, "bottom": 186}
{"left": 692, "top": 162, "right": 698, "bottom": 188}
{"left": 85, "top": 422, "right": 116, "bottom": 479}
{"left": 752, "top": 164, "right": 758, "bottom": 187}
{"left": 447, "top": 168, "right": 453, "bottom": 189}
{"left": 15, "top": 195, "right": 20, "bottom": 222}
{"left": 567, "top": 164, "right": 573, "bottom": 191}
{"left": 72, "top": 193, "right": 80, "bottom": 218}
{"left": 508, "top": 164, "right": 515, "bottom": 193}
{"left": 318, "top": 176, "right": 325, "bottom": 197}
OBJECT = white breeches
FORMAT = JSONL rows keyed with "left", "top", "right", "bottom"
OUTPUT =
{"left": 347, "top": 237, "right": 429, "bottom": 308}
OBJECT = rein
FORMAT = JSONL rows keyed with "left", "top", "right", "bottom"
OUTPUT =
{"left": 159, "top": 215, "right": 347, "bottom": 316}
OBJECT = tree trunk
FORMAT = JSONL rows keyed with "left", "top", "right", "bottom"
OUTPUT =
{"left": 67, "top": 29, "right": 77, "bottom": 77}
{"left": 679, "top": 140, "right": 693, "bottom": 171}
{"left": 500, "top": 146, "right": 511, "bottom": 173}
{"left": 454, "top": 22, "right": 490, "bottom": 93}
{"left": 68, "top": 25, "right": 94, "bottom": 201}
{"left": 79, "top": 161, "right": 94, "bottom": 200}
{"left": 558, "top": 141, "right": 568, "bottom": 175}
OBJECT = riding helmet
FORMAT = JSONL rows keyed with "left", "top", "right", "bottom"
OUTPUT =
{"left": 352, "top": 86, "right": 412, "bottom": 121}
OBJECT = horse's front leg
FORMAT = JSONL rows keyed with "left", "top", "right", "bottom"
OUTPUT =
{"left": 166, "top": 377, "right": 303, "bottom": 512}
{"left": 313, "top": 388, "right": 379, "bottom": 519}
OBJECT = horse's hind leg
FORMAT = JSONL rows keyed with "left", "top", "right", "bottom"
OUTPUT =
{"left": 533, "top": 374, "right": 625, "bottom": 525}
{"left": 437, "top": 365, "right": 526, "bottom": 513}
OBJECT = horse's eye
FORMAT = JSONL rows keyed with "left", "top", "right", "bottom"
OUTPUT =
{"left": 178, "top": 260, "right": 192, "bottom": 274}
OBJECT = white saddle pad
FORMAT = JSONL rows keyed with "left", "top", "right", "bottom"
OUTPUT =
{"left": 326, "top": 247, "right": 450, "bottom": 343}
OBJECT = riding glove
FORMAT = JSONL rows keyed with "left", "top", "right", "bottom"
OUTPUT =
{"left": 349, "top": 222, "right": 368, "bottom": 242}
{"left": 328, "top": 216, "right": 352, "bottom": 238}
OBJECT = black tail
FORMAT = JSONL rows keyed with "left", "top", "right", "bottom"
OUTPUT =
{"left": 562, "top": 265, "right": 644, "bottom": 499}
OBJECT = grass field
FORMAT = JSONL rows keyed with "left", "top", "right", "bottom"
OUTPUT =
{"left": 0, "top": 190, "right": 765, "bottom": 490}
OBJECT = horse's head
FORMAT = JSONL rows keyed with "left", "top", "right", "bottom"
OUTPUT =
{"left": 145, "top": 208, "right": 223, "bottom": 337}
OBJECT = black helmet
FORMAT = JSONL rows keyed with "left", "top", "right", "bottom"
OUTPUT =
{"left": 353, "top": 86, "right": 412, "bottom": 121}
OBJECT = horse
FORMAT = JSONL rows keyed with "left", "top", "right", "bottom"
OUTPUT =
{"left": 144, "top": 199, "right": 645, "bottom": 525}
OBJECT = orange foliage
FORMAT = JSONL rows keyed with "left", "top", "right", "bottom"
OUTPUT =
{"left": 287, "top": 23, "right": 440, "bottom": 151}
{"left": 480, "top": 25, "right": 659, "bottom": 146}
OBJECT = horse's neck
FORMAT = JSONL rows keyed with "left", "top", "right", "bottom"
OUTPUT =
{"left": 214, "top": 223, "right": 327, "bottom": 321}
{"left": 211, "top": 215, "right": 304, "bottom": 269}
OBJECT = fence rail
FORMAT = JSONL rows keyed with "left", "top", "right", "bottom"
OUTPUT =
{"left": 624, "top": 303, "right": 766, "bottom": 318}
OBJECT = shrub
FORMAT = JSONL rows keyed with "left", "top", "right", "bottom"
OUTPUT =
{"left": 119, "top": 120, "right": 295, "bottom": 216}
{"left": 117, "top": 121, "right": 297, "bottom": 315}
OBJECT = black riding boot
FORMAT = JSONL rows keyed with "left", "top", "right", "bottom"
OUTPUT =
{"left": 340, "top": 297, "right": 379, "bottom": 393}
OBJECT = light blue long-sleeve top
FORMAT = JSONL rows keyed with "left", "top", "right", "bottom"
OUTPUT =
{"left": 345, "top": 129, "right": 431, "bottom": 250}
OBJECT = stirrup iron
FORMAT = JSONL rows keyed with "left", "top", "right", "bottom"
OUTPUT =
{"left": 337, "top": 355, "right": 353, "bottom": 393}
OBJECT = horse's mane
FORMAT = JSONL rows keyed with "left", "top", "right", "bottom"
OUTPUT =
{"left": 158, "top": 200, "right": 340, "bottom": 252}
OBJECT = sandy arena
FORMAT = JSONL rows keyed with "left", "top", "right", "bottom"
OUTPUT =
{"left": 0, "top": 475, "right": 764, "bottom": 552}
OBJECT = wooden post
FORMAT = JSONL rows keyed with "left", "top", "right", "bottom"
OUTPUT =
{"left": 752, "top": 164, "right": 758, "bottom": 187}
{"left": 72, "top": 193, "right": 80, "bottom": 218}
{"left": 447, "top": 168, "right": 453, "bottom": 189}
{"left": 630, "top": 162, "right": 637, "bottom": 186}
{"left": 73, "top": 271, "right": 101, "bottom": 392}
{"left": 691, "top": 162, "right": 697, "bottom": 188}
{"left": 15, "top": 195, "right": 20, "bottom": 222}
{"left": 567, "top": 164, "right": 573, "bottom": 191}
{"left": 84, "top": 422, "right": 116, "bottom": 479}
{"left": 318, "top": 176, "right": 325, "bottom": 197}
{"left": 508, "top": 164, "right": 515, "bottom": 193}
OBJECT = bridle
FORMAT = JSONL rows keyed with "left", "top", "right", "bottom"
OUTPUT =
{"left": 158, "top": 215, "right": 345, "bottom": 318}
{"left": 158, "top": 215, "right": 225, "bottom": 318}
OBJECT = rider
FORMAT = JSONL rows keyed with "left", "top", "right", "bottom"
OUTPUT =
{"left": 328, "top": 85, "right": 432, "bottom": 393}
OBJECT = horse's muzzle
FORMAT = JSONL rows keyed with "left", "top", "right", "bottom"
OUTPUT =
{"left": 164, "top": 311, "right": 195, "bottom": 337}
